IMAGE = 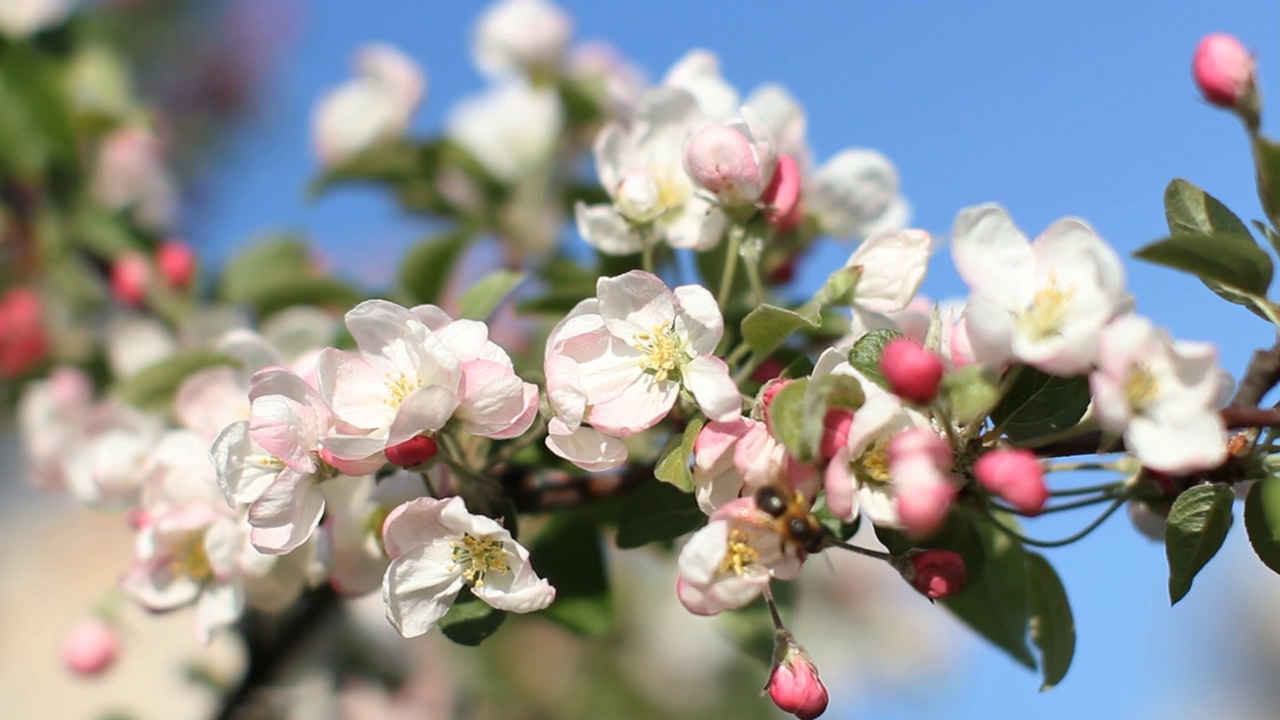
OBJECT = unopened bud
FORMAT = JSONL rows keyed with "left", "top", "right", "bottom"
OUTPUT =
{"left": 0, "top": 286, "right": 48, "bottom": 379}
{"left": 898, "top": 549, "right": 967, "bottom": 599}
{"left": 685, "top": 124, "right": 764, "bottom": 205}
{"left": 762, "top": 154, "right": 803, "bottom": 233}
{"left": 110, "top": 252, "right": 150, "bottom": 307}
{"left": 155, "top": 240, "right": 197, "bottom": 290}
{"left": 881, "top": 338, "right": 944, "bottom": 405}
{"left": 766, "top": 635, "right": 829, "bottom": 720}
{"left": 61, "top": 618, "right": 120, "bottom": 676}
{"left": 759, "top": 378, "right": 792, "bottom": 432}
{"left": 818, "top": 409, "right": 853, "bottom": 461}
{"left": 386, "top": 435, "right": 439, "bottom": 468}
{"left": 1193, "top": 33, "right": 1256, "bottom": 111}
{"left": 973, "top": 448, "right": 1047, "bottom": 515}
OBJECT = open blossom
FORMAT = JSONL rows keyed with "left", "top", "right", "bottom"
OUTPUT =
{"left": 313, "top": 44, "right": 425, "bottom": 166}
{"left": 543, "top": 271, "right": 740, "bottom": 470}
{"left": 17, "top": 366, "right": 93, "bottom": 488}
{"left": 844, "top": 229, "right": 932, "bottom": 335}
{"left": 663, "top": 50, "right": 740, "bottom": 121}
{"left": 472, "top": 0, "right": 572, "bottom": 78}
{"left": 92, "top": 125, "right": 178, "bottom": 232}
{"left": 382, "top": 496, "right": 555, "bottom": 638}
{"left": 692, "top": 416, "right": 803, "bottom": 514}
{"left": 952, "top": 204, "right": 1126, "bottom": 376}
{"left": 808, "top": 149, "right": 910, "bottom": 239}
{"left": 575, "top": 87, "right": 727, "bottom": 254}
{"left": 676, "top": 496, "right": 803, "bottom": 616}
{"left": 1091, "top": 314, "right": 1228, "bottom": 474}
{"left": 447, "top": 80, "right": 562, "bottom": 183}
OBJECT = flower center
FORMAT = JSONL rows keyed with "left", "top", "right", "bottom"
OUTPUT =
{"left": 384, "top": 373, "right": 424, "bottom": 408}
{"left": 1017, "top": 276, "right": 1075, "bottom": 342}
{"left": 1124, "top": 363, "right": 1159, "bottom": 414}
{"left": 856, "top": 444, "right": 892, "bottom": 487}
{"left": 449, "top": 533, "right": 511, "bottom": 588}
{"left": 633, "top": 323, "right": 683, "bottom": 383}
{"left": 169, "top": 531, "right": 212, "bottom": 583}
{"left": 719, "top": 527, "right": 761, "bottom": 576}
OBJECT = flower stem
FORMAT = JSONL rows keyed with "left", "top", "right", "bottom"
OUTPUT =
{"left": 718, "top": 224, "right": 744, "bottom": 310}
{"left": 992, "top": 489, "right": 1123, "bottom": 516}
{"left": 981, "top": 497, "right": 1127, "bottom": 548}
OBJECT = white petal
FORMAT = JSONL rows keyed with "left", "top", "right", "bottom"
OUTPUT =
{"left": 683, "top": 355, "right": 741, "bottom": 422}
{"left": 382, "top": 544, "right": 464, "bottom": 638}
{"left": 951, "top": 204, "right": 1035, "bottom": 307}
{"left": 247, "top": 471, "right": 327, "bottom": 554}
{"left": 544, "top": 426, "right": 628, "bottom": 472}
{"left": 673, "top": 284, "right": 724, "bottom": 355}
{"left": 575, "top": 202, "right": 646, "bottom": 255}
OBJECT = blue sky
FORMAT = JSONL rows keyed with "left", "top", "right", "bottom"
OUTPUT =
{"left": 196, "top": 2, "right": 1280, "bottom": 718}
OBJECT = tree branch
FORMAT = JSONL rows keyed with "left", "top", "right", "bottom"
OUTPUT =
{"left": 1231, "top": 334, "right": 1280, "bottom": 408}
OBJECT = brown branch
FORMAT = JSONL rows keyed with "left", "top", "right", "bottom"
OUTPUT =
{"left": 503, "top": 463, "right": 656, "bottom": 513}
{"left": 1032, "top": 407, "right": 1280, "bottom": 459}
{"left": 1231, "top": 334, "right": 1280, "bottom": 408}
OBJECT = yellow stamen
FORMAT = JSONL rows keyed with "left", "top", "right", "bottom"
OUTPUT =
{"left": 448, "top": 533, "right": 511, "bottom": 588}
{"left": 1124, "top": 363, "right": 1159, "bottom": 414}
{"left": 1017, "top": 276, "right": 1075, "bottom": 342}
{"left": 719, "top": 528, "right": 760, "bottom": 576}
{"left": 384, "top": 373, "right": 424, "bottom": 408}
{"left": 633, "top": 324, "right": 683, "bottom": 383}
{"left": 168, "top": 532, "right": 212, "bottom": 582}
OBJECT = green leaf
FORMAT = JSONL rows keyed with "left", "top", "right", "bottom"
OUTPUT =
{"left": 1253, "top": 220, "right": 1280, "bottom": 260}
{"left": 794, "top": 373, "right": 864, "bottom": 463}
{"left": 943, "top": 516, "right": 1036, "bottom": 669}
{"left": 846, "top": 329, "right": 904, "bottom": 391}
{"left": 217, "top": 235, "right": 313, "bottom": 305}
{"left": 438, "top": 592, "right": 507, "bottom": 645}
{"left": 1160, "top": 179, "right": 1273, "bottom": 303}
{"left": 990, "top": 368, "right": 1091, "bottom": 444}
{"left": 117, "top": 351, "right": 235, "bottom": 410}
{"left": 655, "top": 417, "right": 704, "bottom": 492}
{"left": 943, "top": 364, "right": 1001, "bottom": 426}
{"left": 457, "top": 270, "right": 526, "bottom": 321}
{"left": 740, "top": 303, "right": 819, "bottom": 357}
{"left": 1252, "top": 137, "right": 1280, "bottom": 231}
{"left": 1164, "top": 178, "right": 1254, "bottom": 238}
{"left": 1165, "top": 483, "right": 1235, "bottom": 604}
{"left": 1026, "top": 552, "right": 1075, "bottom": 691}
{"left": 532, "top": 520, "right": 613, "bottom": 636}
{"left": 1244, "top": 475, "right": 1280, "bottom": 575}
{"left": 1135, "top": 232, "right": 1272, "bottom": 298}
{"left": 615, "top": 481, "right": 705, "bottom": 549}
{"left": 765, "top": 377, "right": 810, "bottom": 461}
{"left": 812, "top": 265, "right": 861, "bottom": 307}
{"left": 399, "top": 230, "right": 470, "bottom": 306}
{"left": 248, "top": 277, "right": 364, "bottom": 318}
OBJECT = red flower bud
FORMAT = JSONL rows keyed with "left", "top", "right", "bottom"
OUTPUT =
{"left": 61, "top": 618, "right": 120, "bottom": 676}
{"left": 110, "top": 252, "right": 150, "bottom": 307}
{"left": 900, "top": 549, "right": 967, "bottom": 599}
{"left": 818, "top": 408, "right": 854, "bottom": 461}
{"left": 974, "top": 448, "right": 1047, "bottom": 515}
{"left": 0, "top": 286, "right": 49, "bottom": 379}
{"left": 1193, "top": 33, "right": 1255, "bottom": 109}
{"left": 155, "top": 239, "right": 197, "bottom": 290}
{"left": 881, "top": 338, "right": 944, "bottom": 405}
{"left": 385, "top": 435, "right": 439, "bottom": 468}
{"left": 762, "top": 154, "right": 803, "bottom": 233}
{"left": 767, "top": 638, "right": 829, "bottom": 720}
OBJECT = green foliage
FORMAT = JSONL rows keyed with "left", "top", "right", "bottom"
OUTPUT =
{"left": 846, "top": 328, "right": 903, "bottom": 391}
{"left": 989, "top": 368, "right": 1091, "bottom": 444}
{"left": 739, "top": 265, "right": 860, "bottom": 357}
{"left": 217, "top": 234, "right": 361, "bottom": 317}
{"left": 655, "top": 417, "right": 704, "bottom": 492}
{"left": 398, "top": 229, "right": 471, "bottom": 306}
{"left": 439, "top": 591, "right": 507, "bottom": 646}
{"left": 457, "top": 270, "right": 526, "bottom": 321}
{"left": 943, "top": 364, "right": 1001, "bottom": 426}
{"left": 1244, "top": 475, "right": 1280, "bottom": 575}
{"left": 532, "top": 519, "right": 614, "bottom": 636}
{"left": 116, "top": 350, "right": 234, "bottom": 410}
{"left": 1252, "top": 137, "right": 1280, "bottom": 231}
{"left": 940, "top": 513, "right": 1036, "bottom": 670}
{"left": 615, "top": 481, "right": 705, "bottom": 549}
{"left": 1026, "top": 552, "right": 1076, "bottom": 691}
{"left": 1165, "top": 483, "right": 1235, "bottom": 604}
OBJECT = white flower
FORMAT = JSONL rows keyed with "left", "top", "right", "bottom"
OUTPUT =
{"left": 575, "top": 87, "right": 727, "bottom": 254}
{"left": 808, "top": 149, "right": 909, "bottom": 239}
{"left": 1091, "top": 314, "right": 1228, "bottom": 474}
{"left": 683, "top": 107, "right": 777, "bottom": 207}
{"left": 663, "top": 50, "right": 740, "bottom": 121}
{"left": 92, "top": 125, "right": 179, "bottom": 232}
{"left": 544, "top": 271, "right": 740, "bottom": 455}
{"left": 844, "top": 228, "right": 932, "bottom": 338}
{"left": 472, "top": 0, "right": 572, "bottom": 78}
{"left": 313, "top": 44, "right": 425, "bottom": 166}
{"left": 381, "top": 496, "right": 555, "bottom": 638}
{"left": 952, "top": 204, "right": 1127, "bottom": 376}
{"left": 317, "top": 471, "right": 430, "bottom": 596}
{"left": 446, "top": 81, "right": 562, "bottom": 183}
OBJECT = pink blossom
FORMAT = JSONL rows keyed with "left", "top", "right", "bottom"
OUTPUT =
{"left": 899, "top": 549, "right": 967, "bottom": 599}
{"left": 881, "top": 338, "right": 944, "bottom": 405}
{"left": 386, "top": 435, "right": 439, "bottom": 468}
{"left": 974, "top": 448, "right": 1047, "bottom": 515}
{"left": 888, "top": 429, "right": 956, "bottom": 538}
{"left": 111, "top": 252, "right": 151, "bottom": 307}
{"left": 767, "top": 636, "right": 829, "bottom": 720}
{"left": 1193, "top": 33, "right": 1255, "bottom": 108}
{"left": 683, "top": 108, "right": 777, "bottom": 207}
{"left": 762, "top": 154, "right": 803, "bottom": 232}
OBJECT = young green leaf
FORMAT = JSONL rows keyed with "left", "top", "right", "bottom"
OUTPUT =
{"left": 1026, "top": 552, "right": 1075, "bottom": 691}
{"left": 1135, "top": 232, "right": 1272, "bottom": 298}
{"left": 1244, "top": 475, "right": 1280, "bottom": 575}
{"left": 117, "top": 351, "right": 235, "bottom": 411}
{"left": 655, "top": 417, "right": 704, "bottom": 492}
{"left": 942, "top": 516, "right": 1036, "bottom": 670}
{"left": 457, "top": 270, "right": 526, "bottom": 321}
{"left": 399, "top": 230, "right": 470, "bottom": 306}
{"left": 846, "top": 328, "right": 904, "bottom": 391}
{"left": 1164, "top": 178, "right": 1254, "bottom": 238}
{"left": 1165, "top": 483, "right": 1235, "bottom": 604}
{"left": 765, "top": 377, "right": 810, "bottom": 461}
{"left": 740, "top": 303, "right": 820, "bottom": 357}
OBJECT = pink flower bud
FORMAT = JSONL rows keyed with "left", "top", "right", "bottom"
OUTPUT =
{"left": 110, "top": 252, "right": 151, "bottom": 306}
{"left": 61, "top": 618, "right": 120, "bottom": 676}
{"left": 888, "top": 430, "right": 955, "bottom": 537}
{"left": 973, "top": 448, "right": 1047, "bottom": 515}
{"left": 895, "top": 479, "right": 955, "bottom": 538}
{"left": 881, "top": 338, "right": 944, "bottom": 405}
{"left": 0, "top": 286, "right": 49, "bottom": 379}
{"left": 1193, "top": 33, "right": 1256, "bottom": 109}
{"left": 762, "top": 154, "right": 803, "bottom": 233}
{"left": 900, "top": 549, "right": 967, "bottom": 599}
{"left": 767, "top": 640, "right": 829, "bottom": 720}
{"left": 155, "top": 239, "right": 197, "bottom": 290}
{"left": 818, "top": 409, "right": 853, "bottom": 461}
{"left": 385, "top": 435, "right": 439, "bottom": 468}
{"left": 887, "top": 428, "right": 951, "bottom": 469}
{"left": 684, "top": 124, "right": 765, "bottom": 205}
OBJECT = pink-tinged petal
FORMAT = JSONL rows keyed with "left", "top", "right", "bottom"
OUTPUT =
{"left": 544, "top": 426, "right": 628, "bottom": 471}
{"left": 588, "top": 373, "right": 678, "bottom": 436}
{"left": 951, "top": 204, "right": 1035, "bottom": 308}
{"left": 665, "top": 199, "right": 728, "bottom": 251}
{"left": 249, "top": 394, "right": 319, "bottom": 474}
{"left": 409, "top": 304, "right": 452, "bottom": 332}
{"left": 597, "top": 271, "right": 676, "bottom": 342}
{"left": 434, "top": 319, "right": 495, "bottom": 364}
{"left": 194, "top": 582, "right": 244, "bottom": 644}
{"left": 210, "top": 421, "right": 280, "bottom": 505}
{"left": 1128, "top": 414, "right": 1227, "bottom": 475}
{"left": 683, "top": 354, "right": 741, "bottom": 422}
{"left": 456, "top": 359, "right": 526, "bottom": 434}
{"left": 961, "top": 296, "right": 1014, "bottom": 370}
{"left": 388, "top": 385, "right": 459, "bottom": 446}
{"left": 823, "top": 448, "right": 858, "bottom": 521}
{"left": 562, "top": 332, "right": 646, "bottom": 409}
{"left": 382, "top": 543, "right": 464, "bottom": 638}
{"left": 475, "top": 382, "right": 539, "bottom": 440}
{"left": 382, "top": 496, "right": 460, "bottom": 559}
{"left": 322, "top": 431, "right": 390, "bottom": 462}
{"left": 247, "top": 471, "right": 326, "bottom": 555}
{"left": 846, "top": 228, "right": 932, "bottom": 314}
{"left": 673, "top": 284, "right": 725, "bottom": 355}
{"left": 123, "top": 556, "right": 203, "bottom": 610}
{"left": 576, "top": 202, "right": 646, "bottom": 255}
{"left": 175, "top": 366, "right": 248, "bottom": 441}
{"left": 318, "top": 348, "right": 395, "bottom": 430}
{"left": 344, "top": 300, "right": 417, "bottom": 359}
{"left": 546, "top": 298, "right": 604, "bottom": 353}
{"left": 472, "top": 543, "right": 556, "bottom": 613}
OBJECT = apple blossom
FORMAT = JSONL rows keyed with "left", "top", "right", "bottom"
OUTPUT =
{"left": 0, "top": 0, "right": 77, "bottom": 38}
{"left": 808, "top": 148, "right": 910, "bottom": 239}
{"left": 317, "top": 471, "right": 430, "bottom": 596}
{"left": 110, "top": 252, "right": 150, "bottom": 307}
{"left": 382, "top": 496, "right": 555, "bottom": 638}
{"left": 888, "top": 429, "right": 957, "bottom": 538}
{"left": 1193, "top": 33, "right": 1255, "bottom": 110}
{"left": 897, "top": 549, "right": 967, "bottom": 600}
{"left": 693, "top": 416, "right": 802, "bottom": 514}
{"left": 17, "top": 366, "right": 93, "bottom": 488}
{"left": 683, "top": 108, "right": 777, "bottom": 207}
{"left": 766, "top": 634, "right": 829, "bottom": 720}
{"left": 663, "top": 49, "right": 739, "bottom": 121}
{"left": 576, "top": 87, "right": 727, "bottom": 254}
{"left": 543, "top": 271, "right": 740, "bottom": 450}
{"left": 1090, "top": 314, "right": 1228, "bottom": 474}
{"left": 61, "top": 618, "right": 120, "bottom": 676}
{"left": 762, "top": 154, "right": 804, "bottom": 233}
{"left": 446, "top": 80, "right": 563, "bottom": 183}
{"left": 952, "top": 204, "right": 1126, "bottom": 376}
{"left": 472, "top": 0, "right": 572, "bottom": 79}
{"left": 92, "top": 125, "right": 178, "bottom": 232}
{"left": 312, "top": 44, "right": 425, "bottom": 166}
{"left": 676, "top": 497, "right": 803, "bottom": 616}
{"left": 155, "top": 239, "right": 197, "bottom": 290}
